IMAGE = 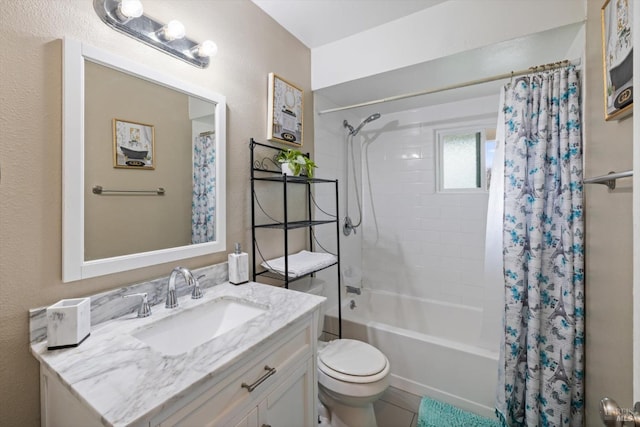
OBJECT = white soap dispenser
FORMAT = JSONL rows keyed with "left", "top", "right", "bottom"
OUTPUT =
{"left": 228, "top": 242, "right": 249, "bottom": 285}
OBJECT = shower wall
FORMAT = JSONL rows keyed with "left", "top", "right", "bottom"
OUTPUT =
{"left": 360, "top": 96, "right": 497, "bottom": 309}
{"left": 314, "top": 93, "right": 501, "bottom": 347}
{"left": 308, "top": 94, "right": 362, "bottom": 316}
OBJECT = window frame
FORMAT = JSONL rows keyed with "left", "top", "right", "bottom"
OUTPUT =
{"left": 435, "top": 124, "right": 495, "bottom": 194}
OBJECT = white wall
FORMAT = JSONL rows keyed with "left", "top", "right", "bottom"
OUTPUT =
{"left": 312, "top": 94, "right": 362, "bottom": 331}
{"left": 311, "top": 0, "right": 586, "bottom": 90}
{"left": 314, "top": 94, "right": 499, "bottom": 342}
{"left": 359, "top": 95, "right": 498, "bottom": 309}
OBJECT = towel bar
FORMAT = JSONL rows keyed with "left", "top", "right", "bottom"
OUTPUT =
{"left": 92, "top": 185, "right": 165, "bottom": 195}
{"left": 583, "top": 170, "right": 632, "bottom": 190}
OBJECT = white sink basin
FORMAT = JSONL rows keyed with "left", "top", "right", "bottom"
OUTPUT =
{"left": 133, "top": 298, "right": 268, "bottom": 356}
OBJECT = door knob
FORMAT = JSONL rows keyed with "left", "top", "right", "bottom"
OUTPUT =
{"left": 600, "top": 397, "right": 640, "bottom": 426}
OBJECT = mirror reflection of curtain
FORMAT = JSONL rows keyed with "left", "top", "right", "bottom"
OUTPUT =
{"left": 192, "top": 134, "right": 216, "bottom": 243}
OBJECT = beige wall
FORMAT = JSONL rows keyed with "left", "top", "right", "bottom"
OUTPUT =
{"left": 84, "top": 61, "right": 193, "bottom": 260}
{"left": 0, "top": 0, "right": 636, "bottom": 425}
{"left": 0, "top": 0, "right": 312, "bottom": 425}
{"left": 584, "top": 0, "right": 634, "bottom": 424}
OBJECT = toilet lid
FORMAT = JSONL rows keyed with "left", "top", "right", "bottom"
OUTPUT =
{"left": 318, "top": 339, "right": 387, "bottom": 377}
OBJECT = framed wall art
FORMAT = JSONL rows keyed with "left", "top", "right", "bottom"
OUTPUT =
{"left": 601, "top": 0, "right": 633, "bottom": 120}
{"left": 267, "top": 73, "right": 303, "bottom": 146}
{"left": 113, "top": 118, "right": 155, "bottom": 169}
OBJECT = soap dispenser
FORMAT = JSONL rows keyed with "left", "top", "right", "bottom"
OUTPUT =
{"left": 228, "top": 243, "right": 249, "bottom": 285}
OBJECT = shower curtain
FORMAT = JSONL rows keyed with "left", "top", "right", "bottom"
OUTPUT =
{"left": 192, "top": 134, "right": 216, "bottom": 243}
{"left": 493, "top": 66, "right": 584, "bottom": 426}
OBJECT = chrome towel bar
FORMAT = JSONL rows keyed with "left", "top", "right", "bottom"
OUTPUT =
{"left": 583, "top": 170, "right": 633, "bottom": 190}
{"left": 92, "top": 185, "right": 165, "bottom": 195}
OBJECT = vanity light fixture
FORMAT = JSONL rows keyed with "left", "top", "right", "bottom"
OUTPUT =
{"left": 193, "top": 40, "right": 218, "bottom": 58}
{"left": 115, "top": 0, "right": 143, "bottom": 22}
{"left": 156, "top": 20, "right": 186, "bottom": 41}
{"left": 93, "top": 0, "right": 216, "bottom": 68}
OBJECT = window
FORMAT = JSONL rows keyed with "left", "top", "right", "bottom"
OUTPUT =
{"left": 437, "top": 127, "right": 495, "bottom": 192}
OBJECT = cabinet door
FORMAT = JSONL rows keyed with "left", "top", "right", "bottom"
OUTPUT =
{"left": 234, "top": 407, "right": 258, "bottom": 427}
{"left": 259, "top": 358, "right": 315, "bottom": 427}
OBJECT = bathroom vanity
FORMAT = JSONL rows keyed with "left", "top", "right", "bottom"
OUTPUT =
{"left": 30, "top": 281, "right": 324, "bottom": 427}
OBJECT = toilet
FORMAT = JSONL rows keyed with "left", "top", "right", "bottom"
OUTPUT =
{"left": 289, "top": 279, "right": 390, "bottom": 427}
{"left": 317, "top": 339, "right": 390, "bottom": 427}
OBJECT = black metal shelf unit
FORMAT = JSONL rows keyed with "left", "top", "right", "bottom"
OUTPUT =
{"left": 250, "top": 138, "right": 341, "bottom": 337}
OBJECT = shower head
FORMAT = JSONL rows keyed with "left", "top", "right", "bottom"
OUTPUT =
{"left": 364, "top": 113, "right": 381, "bottom": 123}
{"left": 345, "top": 113, "right": 381, "bottom": 136}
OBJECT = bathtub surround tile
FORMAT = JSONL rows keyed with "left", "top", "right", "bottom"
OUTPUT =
{"left": 459, "top": 218, "right": 487, "bottom": 234}
{"left": 458, "top": 258, "right": 484, "bottom": 277}
{"left": 436, "top": 289, "right": 464, "bottom": 304}
{"left": 437, "top": 193, "right": 464, "bottom": 207}
{"left": 397, "top": 170, "right": 425, "bottom": 184}
{"left": 438, "top": 217, "right": 463, "bottom": 233}
{"left": 450, "top": 288, "right": 485, "bottom": 307}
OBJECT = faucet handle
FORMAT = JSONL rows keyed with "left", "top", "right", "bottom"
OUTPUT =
{"left": 123, "top": 292, "right": 152, "bottom": 318}
{"left": 191, "top": 274, "right": 205, "bottom": 299}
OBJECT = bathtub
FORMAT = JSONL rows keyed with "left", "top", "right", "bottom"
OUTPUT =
{"left": 323, "top": 289, "right": 499, "bottom": 418}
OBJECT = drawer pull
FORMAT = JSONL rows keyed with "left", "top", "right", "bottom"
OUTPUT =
{"left": 241, "top": 365, "right": 276, "bottom": 392}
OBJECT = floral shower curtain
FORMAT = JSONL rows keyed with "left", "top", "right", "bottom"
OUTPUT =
{"left": 495, "top": 65, "right": 585, "bottom": 426}
{"left": 192, "top": 134, "right": 216, "bottom": 243}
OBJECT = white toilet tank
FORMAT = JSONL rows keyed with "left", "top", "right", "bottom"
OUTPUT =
{"left": 289, "top": 277, "right": 327, "bottom": 337}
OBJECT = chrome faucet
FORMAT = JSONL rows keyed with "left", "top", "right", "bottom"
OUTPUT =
{"left": 165, "top": 267, "right": 202, "bottom": 308}
{"left": 123, "top": 292, "right": 152, "bottom": 318}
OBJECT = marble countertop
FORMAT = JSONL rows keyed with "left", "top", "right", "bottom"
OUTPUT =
{"left": 30, "top": 281, "right": 325, "bottom": 426}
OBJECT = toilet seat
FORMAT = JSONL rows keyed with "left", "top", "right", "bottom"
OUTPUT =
{"left": 318, "top": 339, "right": 389, "bottom": 383}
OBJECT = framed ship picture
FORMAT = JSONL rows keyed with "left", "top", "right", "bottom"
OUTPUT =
{"left": 113, "top": 118, "right": 155, "bottom": 169}
{"left": 601, "top": 0, "right": 633, "bottom": 120}
{"left": 267, "top": 73, "right": 303, "bottom": 146}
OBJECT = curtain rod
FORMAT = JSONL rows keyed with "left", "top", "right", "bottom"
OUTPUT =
{"left": 317, "top": 58, "right": 581, "bottom": 115}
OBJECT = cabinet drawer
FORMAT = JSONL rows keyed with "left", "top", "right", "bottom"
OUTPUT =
{"left": 156, "top": 322, "right": 312, "bottom": 427}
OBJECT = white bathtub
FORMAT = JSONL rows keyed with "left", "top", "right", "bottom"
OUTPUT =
{"left": 324, "top": 289, "right": 499, "bottom": 418}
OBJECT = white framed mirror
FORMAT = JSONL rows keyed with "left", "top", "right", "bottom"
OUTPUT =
{"left": 63, "top": 38, "right": 226, "bottom": 282}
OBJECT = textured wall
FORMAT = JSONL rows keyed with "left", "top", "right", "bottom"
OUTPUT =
{"left": 583, "top": 0, "right": 634, "bottom": 424}
{"left": 0, "top": 1, "right": 312, "bottom": 425}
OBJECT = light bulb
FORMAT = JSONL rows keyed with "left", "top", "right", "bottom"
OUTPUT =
{"left": 158, "top": 20, "right": 186, "bottom": 41}
{"left": 116, "top": 0, "right": 143, "bottom": 21}
{"left": 194, "top": 40, "right": 218, "bottom": 58}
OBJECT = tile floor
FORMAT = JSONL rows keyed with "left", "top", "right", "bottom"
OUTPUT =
{"left": 373, "top": 386, "right": 422, "bottom": 427}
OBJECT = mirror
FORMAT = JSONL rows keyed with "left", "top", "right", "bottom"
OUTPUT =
{"left": 63, "top": 38, "right": 226, "bottom": 282}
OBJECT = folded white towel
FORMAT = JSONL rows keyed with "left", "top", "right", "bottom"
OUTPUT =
{"left": 262, "top": 250, "right": 337, "bottom": 278}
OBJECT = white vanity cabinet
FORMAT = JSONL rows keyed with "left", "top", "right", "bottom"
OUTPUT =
{"left": 153, "top": 319, "right": 317, "bottom": 427}
{"left": 229, "top": 358, "right": 314, "bottom": 427}
{"left": 38, "top": 311, "right": 319, "bottom": 427}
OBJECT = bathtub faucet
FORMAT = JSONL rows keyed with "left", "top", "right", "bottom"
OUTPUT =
{"left": 346, "top": 285, "right": 361, "bottom": 295}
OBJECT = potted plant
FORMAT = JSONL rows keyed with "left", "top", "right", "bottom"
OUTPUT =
{"left": 277, "top": 149, "right": 317, "bottom": 178}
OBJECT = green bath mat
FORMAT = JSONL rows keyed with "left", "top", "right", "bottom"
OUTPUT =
{"left": 417, "top": 396, "right": 502, "bottom": 427}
